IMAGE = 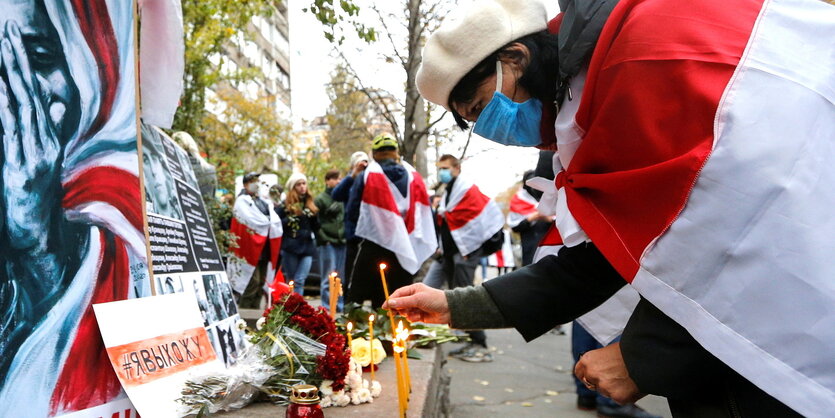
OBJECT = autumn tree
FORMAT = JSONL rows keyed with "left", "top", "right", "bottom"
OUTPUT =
{"left": 327, "top": 0, "right": 455, "bottom": 176}
{"left": 198, "top": 88, "right": 292, "bottom": 191}
{"left": 325, "top": 65, "right": 373, "bottom": 163}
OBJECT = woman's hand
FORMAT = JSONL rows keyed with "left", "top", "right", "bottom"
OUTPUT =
{"left": 383, "top": 283, "right": 451, "bottom": 324}
{"left": 574, "top": 343, "right": 644, "bottom": 405}
{"left": 0, "top": 22, "right": 62, "bottom": 251}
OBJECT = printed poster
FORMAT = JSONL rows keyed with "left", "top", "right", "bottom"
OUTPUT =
{"left": 141, "top": 123, "right": 246, "bottom": 367}
{"left": 94, "top": 293, "right": 225, "bottom": 418}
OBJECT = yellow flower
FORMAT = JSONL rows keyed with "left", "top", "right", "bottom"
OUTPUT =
{"left": 350, "top": 338, "right": 386, "bottom": 367}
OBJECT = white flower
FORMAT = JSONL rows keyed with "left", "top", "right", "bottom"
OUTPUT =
{"left": 237, "top": 319, "right": 248, "bottom": 330}
{"left": 357, "top": 387, "right": 373, "bottom": 403}
{"left": 255, "top": 317, "right": 266, "bottom": 330}
{"left": 320, "top": 395, "right": 333, "bottom": 408}
{"left": 334, "top": 392, "right": 351, "bottom": 407}
{"left": 319, "top": 380, "right": 334, "bottom": 397}
{"left": 371, "top": 380, "right": 382, "bottom": 397}
{"left": 348, "top": 373, "right": 363, "bottom": 391}
{"left": 362, "top": 379, "right": 369, "bottom": 389}
{"left": 350, "top": 392, "right": 361, "bottom": 405}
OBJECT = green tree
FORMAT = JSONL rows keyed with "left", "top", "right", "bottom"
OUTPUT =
{"left": 174, "top": 0, "right": 274, "bottom": 135}
{"left": 325, "top": 65, "right": 372, "bottom": 163}
{"left": 198, "top": 88, "right": 292, "bottom": 191}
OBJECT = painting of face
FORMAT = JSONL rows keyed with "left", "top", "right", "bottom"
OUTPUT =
{"left": 0, "top": 0, "right": 80, "bottom": 144}
{"left": 0, "top": 0, "right": 144, "bottom": 416}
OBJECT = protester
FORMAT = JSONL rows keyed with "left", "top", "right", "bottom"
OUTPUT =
{"left": 422, "top": 154, "right": 504, "bottom": 362}
{"left": 277, "top": 173, "right": 319, "bottom": 295}
{"left": 508, "top": 170, "right": 552, "bottom": 267}
{"left": 315, "top": 169, "right": 347, "bottom": 312}
{"left": 333, "top": 135, "right": 436, "bottom": 307}
{"left": 386, "top": 0, "right": 832, "bottom": 416}
{"left": 486, "top": 228, "right": 515, "bottom": 275}
{"left": 226, "top": 172, "right": 283, "bottom": 309}
{"left": 332, "top": 151, "right": 369, "bottom": 291}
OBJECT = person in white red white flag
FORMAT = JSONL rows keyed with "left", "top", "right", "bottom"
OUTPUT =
{"left": 227, "top": 172, "right": 283, "bottom": 308}
{"left": 508, "top": 169, "right": 553, "bottom": 267}
{"left": 423, "top": 154, "right": 505, "bottom": 362}
{"left": 386, "top": 0, "right": 835, "bottom": 416}
{"left": 348, "top": 134, "right": 437, "bottom": 307}
{"left": 486, "top": 229, "right": 515, "bottom": 274}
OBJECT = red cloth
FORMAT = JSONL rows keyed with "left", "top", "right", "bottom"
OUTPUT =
{"left": 560, "top": 0, "right": 761, "bottom": 280}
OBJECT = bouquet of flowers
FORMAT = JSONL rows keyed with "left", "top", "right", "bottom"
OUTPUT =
{"left": 178, "top": 292, "right": 380, "bottom": 415}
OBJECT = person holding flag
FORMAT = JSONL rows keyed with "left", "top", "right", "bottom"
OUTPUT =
{"left": 385, "top": 0, "right": 834, "bottom": 416}
{"left": 339, "top": 134, "right": 437, "bottom": 308}
{"left": 226, "top": 172, "right": 283, "bottom": 308}
{"left": 508, "top": 170, "right": 552, "bottom": 267}
{"left": 423, "top": 154, "right": 504, "bottom": 362}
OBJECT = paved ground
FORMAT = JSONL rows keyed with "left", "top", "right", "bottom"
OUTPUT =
{"left": 440, "top": 266, "right": 672, "bottom": 418}
{"left": 441, "top": 326, "right": 671, "bottom": 417}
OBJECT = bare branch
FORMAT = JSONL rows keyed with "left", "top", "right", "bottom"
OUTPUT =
{"left": 371, "top": 5, "right": 407, "bottom": 67}
{"left": 334, "top": 48, "right": 404, "bottom": 144}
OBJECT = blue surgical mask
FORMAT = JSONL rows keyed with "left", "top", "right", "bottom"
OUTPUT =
{"left": 438, "top": 168, "right": 453, "bottom": 184}
{"left": 472, "top": 61, "right": 543, "bottom": 147}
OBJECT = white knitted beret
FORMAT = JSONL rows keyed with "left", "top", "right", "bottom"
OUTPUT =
{"left": 416, "top": 0, "right": 548, "bottom": 110}
{"left": 350, "top": 151, "right": 369, "bottom": 168}
{"left": 285, "top": 172, "right": 308, "bottom": 191}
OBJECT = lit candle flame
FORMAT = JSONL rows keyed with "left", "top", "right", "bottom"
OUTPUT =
{"left": 369, "top": 314, "right": 375, "bottom": 322}
{"left": 379, "top": 263, "right": 387, "bottom": 270}
{"left": 347, "top": 322, "right": 353, "bottom": 332}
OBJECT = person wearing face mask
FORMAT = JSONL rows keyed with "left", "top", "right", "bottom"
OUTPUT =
{"left": 422, "top": 154, "right": 504, "bottom": 363}
{"left": 384, "top": 0, "right": 834, "bottom": 416}
{"left": 277, "top": 173, "right": 320, "bottom": 295}
{"left": 227, "top": 172, "right": 283, "bottom": 309}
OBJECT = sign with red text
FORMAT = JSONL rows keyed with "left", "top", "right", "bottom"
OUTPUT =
{"left": 94, "top": 293, "right": 225, "bottom": 417}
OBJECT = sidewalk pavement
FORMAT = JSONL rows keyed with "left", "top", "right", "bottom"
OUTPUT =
{"left": 441, "top": 325, "right": 671, "bottom": 418}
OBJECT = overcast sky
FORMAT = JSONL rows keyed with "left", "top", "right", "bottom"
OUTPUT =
{"left": 288, "top": 0, "right": 559, "bottom": 197}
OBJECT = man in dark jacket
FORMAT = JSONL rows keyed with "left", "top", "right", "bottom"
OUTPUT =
{"left": 315, "top": 169, "right": 346, "bottom": 312}
{"left": 333, "top": 136, "right": 417, "bottom": 307}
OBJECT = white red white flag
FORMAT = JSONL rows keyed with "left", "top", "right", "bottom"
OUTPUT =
{"left": 226, "top": 195, "right": 283, "bottom": 294}
{"left": 507, "top": 189, "right": 538, "bottom": 228}
{"left": 355, "top": 161, "right": 437, "bottom": 274}
{"left": 561, "top": 0, "right": 835, "bottom": 413}
{"left": 438, "top": 176, "right": 504, "bottom": 256}
{"left": 487, "top": 230, "right": 515, "bottom": 268}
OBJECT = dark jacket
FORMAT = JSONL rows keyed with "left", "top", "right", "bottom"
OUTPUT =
{"left": 314, "top": 188, "right": 345, "bottom": 246}
{"left": 332, "top": 159, "right": 408, "bottom": 241}
{"left": 446, "top": 244, "right": 800, "bottom": 415}
{"left": 276, "top": 200, "right": 320, "bottom": 257}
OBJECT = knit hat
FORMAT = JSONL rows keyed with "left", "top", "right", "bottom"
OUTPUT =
{"left": 285, "top": 172, "right": 307, "bottom": 192}
{"left": 350, "top": 151, "right": 369, "bottom": 168}
{"left": 416, "top": 0, "right": 548, "bottom": 110}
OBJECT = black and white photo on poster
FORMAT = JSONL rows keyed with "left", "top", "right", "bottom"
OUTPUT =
{"left": 142, "top": 123, "right": 184, "bottom": 221}
{"left": 155, "top": 275, "right": 184, "bottom": 295}
{"left": 206, "top": 315, "right": 245, "bottom": 367}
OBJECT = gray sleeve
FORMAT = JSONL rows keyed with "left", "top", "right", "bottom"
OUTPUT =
{"left": 445, "top": 286, "right": 510, "bottom": 330}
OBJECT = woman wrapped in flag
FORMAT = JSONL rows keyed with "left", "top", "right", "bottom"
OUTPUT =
{"left": 387, "top": 0, "right": 835, "bottom": 416}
